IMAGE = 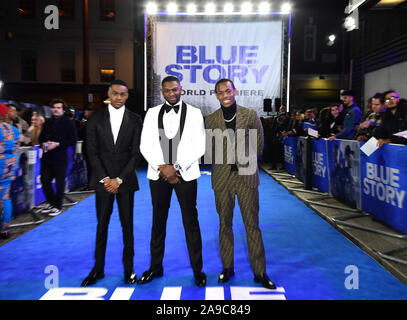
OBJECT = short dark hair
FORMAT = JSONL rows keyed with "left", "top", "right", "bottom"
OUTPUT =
{"left": 372, "top": 92, "right": 384, "bottom": 104}
{"left": 7, "top": 103, "right": 20, "bottom": 111}
{"left": 49, "top": 98, "right": 67, "bottom": 108}
{"left": 341, "top": 90, "right": 356, "bottom": 98}
{"left": 215, "top": 78, "right": 236, "bottom": 93}
{"left": 382, "top": 90, "right": 398, "bottom": 98}
{"left": 109, "top": 79, "right": 128, "bottom": 89}
{"left": 161, "top": 75, "right": 180, "bottom": 87}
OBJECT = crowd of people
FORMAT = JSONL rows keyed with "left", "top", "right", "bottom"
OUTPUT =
{"left": 0, "top": 100, "right": 93, "bottom": 239}
{"left": 262, "top": 89, "right": 407, "bottom": 169}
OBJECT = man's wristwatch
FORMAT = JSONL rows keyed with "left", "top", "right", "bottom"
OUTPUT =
{"left": 173, "top": 162, "right": 181, "bottom": 171}
{"left": 116, "top": 177, "right": 123, "bottom": 185}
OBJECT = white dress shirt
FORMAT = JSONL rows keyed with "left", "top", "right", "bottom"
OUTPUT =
{"left": 163, "top": 100, "right": 182, "bottom": 139}
{"left": 108, "top": 104, "right": 125, "bottom": 144}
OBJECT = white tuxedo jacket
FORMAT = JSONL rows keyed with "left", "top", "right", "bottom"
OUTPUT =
{"left": 140, "top": 102, "right": 206, "bottom": 181}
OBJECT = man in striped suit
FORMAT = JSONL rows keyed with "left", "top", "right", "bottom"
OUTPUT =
{"left": 205, "top": 78, "right": 276, "bottom": 289}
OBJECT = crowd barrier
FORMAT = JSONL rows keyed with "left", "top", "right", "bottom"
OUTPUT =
{"left": 283, "top": 136, "right": 407, "bottom": 235}
{"left": 10, "top": 142, "right": 88, "bottom": 217}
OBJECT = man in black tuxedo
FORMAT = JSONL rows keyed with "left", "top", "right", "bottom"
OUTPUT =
{"left": 81, "top": 80, "right": 142, "bottom": 286}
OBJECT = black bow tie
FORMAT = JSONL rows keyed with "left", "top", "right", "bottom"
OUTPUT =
{"left": 165, "top": 104, "right": 180, "bottom": 113}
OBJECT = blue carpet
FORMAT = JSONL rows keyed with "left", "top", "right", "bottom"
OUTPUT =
{"left": 0, "top": 167, "right": 407, "bottom": 300}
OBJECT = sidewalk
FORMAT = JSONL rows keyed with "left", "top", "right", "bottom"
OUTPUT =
{"left": 260, "top": 162, "right": 407, "bottom": 286}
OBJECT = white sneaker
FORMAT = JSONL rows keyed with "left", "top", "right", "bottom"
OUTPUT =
{"left": 40, "top": 204, "right": 53, "bottom": 213}
{"left": 48, "top": 207, "right": 62, "bottom": 216}
{"left": 37, "top": 202, "right": 51, "bottom": 209}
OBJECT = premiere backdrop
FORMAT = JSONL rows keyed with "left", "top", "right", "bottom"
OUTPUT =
{"left": 152, "top": 19, "right": 283, "bottom": 116}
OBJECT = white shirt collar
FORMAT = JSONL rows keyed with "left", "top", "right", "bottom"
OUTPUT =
{"left": 108, "top": 104, "right": 126, "bottom": 114}
{"left": 165, "top": 99, "right": 182, "bottom": 108}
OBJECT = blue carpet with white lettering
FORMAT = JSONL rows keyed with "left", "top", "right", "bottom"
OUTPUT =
{"left": 0, "top": 167, "right": 407, "bottom": 300}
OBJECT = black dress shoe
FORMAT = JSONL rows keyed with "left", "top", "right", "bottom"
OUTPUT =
{"left": 0, "top": 231, "right": 10, "bottom": 239}
{"left": 194, "top": 271, "right": 207, "bottom": 287}
{"left": 137, "top": 268, "right": 163, "bottom": 284}
{"left": 124, "top": 271, "right": 137, "bottom": 284}
{"left": 81, "top": 270, "right": 105, "bottom": 287}
{"left": 254, "top": 273, "right": 276, "bottom": 290}
{"left": 218, "top": 268, "right": 235, "bottom": 283}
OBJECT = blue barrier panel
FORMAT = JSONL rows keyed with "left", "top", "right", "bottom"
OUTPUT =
{"left": 283, "top": 136, "right": 297, "bottom": 175}
{"left": 33, "top": 146, "right": 46, "bottom": 206}
{"left": 327, "top": 139, "right": 362, "bottom": 210}
{"left": 67, "top": 142, "right": 88, "bottom": 191}
{"left": 361, "top": 143, "right": 407, "bottom": 234}
{"left": 30, "top": 143, "right": 86, "bottom": 207}
{"left": 10, "top": 148, "right": 33, "bottom": 215}
{"left": 295, "top": 137, "right": 308, "bottom": 182}
{"left": 311, "top": 138, "right": 329, "bottom": 193}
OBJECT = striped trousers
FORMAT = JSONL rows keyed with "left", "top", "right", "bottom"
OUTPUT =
{"left": 214, "top": 171, "right": 266, "bottom": 275}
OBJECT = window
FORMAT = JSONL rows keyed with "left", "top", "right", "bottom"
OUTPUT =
{"left": 21, "top": 50, "right": 37, "bottom": 81}
{"left": 60, "top": 51, "right": 76, "bottom": 82}
{"left": 304, "top": 18, "right": 316, "bottom": 62}
{"left": 100, "top": 0, "right": 115, "bottom": 21}
{"left": 18, "top": 0, "right": 36, "bottom": 18}
{"left": 98, "top": 51, "right": 115, "bottom": 82}
{"left": 59, "top": 0, "right": 75, "bottom": 19}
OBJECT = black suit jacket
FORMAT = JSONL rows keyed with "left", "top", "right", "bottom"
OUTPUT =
{"left": 86, "top": 106, "right": 143, "bottom": 193}
{"left": 39, "top": 115, "right": 78, "bottom": 164}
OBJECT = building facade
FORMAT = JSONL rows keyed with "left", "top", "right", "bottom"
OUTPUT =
{"left": 0, "top": 0, "right": 138, "bottom": 111}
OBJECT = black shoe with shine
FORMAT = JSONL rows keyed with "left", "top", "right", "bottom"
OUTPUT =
{"left": 0, "top": 232, "right": 10, "bottom": 239}
{"left": 254, "top": 273, "right": 276, "bottom": 290}
{"left": 137, "top": 268, "right": 163, "bottom": 284}
{"left": 124, "top": 271, "right": 137, "bottom": 284}
{"left": 194, "top": 271, "right": 207, "bottom": 287}
{"left": 218, "top": 268, "right": 235, "bottom": 283}
{"left": 81, "top": 270, "right": 105, "bottom": 287}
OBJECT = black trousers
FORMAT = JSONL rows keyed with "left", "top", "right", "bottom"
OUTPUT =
{"left": 94, "top": 189, "right": 135, "bottom": 274}
{"left": 149, "top": 177, "right": 203, "bottom": 273}
{"left": 40, "top": 160, "right": 68, "bottom": 210}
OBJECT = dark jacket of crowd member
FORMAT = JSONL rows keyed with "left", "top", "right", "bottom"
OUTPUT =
{"left": 374, "top": 99, "right": 407, "bottom": 145}
{"left": 39, "top": 114, "right": 78, "bottom": 164}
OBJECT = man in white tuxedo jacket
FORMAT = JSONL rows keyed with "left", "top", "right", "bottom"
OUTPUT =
{"left": 138, "top": 76, "right": 207, "bottom": 287}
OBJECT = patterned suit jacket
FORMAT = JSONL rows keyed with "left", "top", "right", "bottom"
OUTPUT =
{"left": 205, "top": 105, "right": 264, "bottom": 190}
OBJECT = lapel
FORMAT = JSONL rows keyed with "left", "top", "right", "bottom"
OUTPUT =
{"left": 215, "top": 108, "right": 227, "bottom": 131}
{"left": 235, "top": 105, "right": 246, "bottom": 131}
{"left": 115, "top": 108, "right": 129, "bottom": 149}
{"left": 102, "top": 107, "right": 115, "bottom": 149}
